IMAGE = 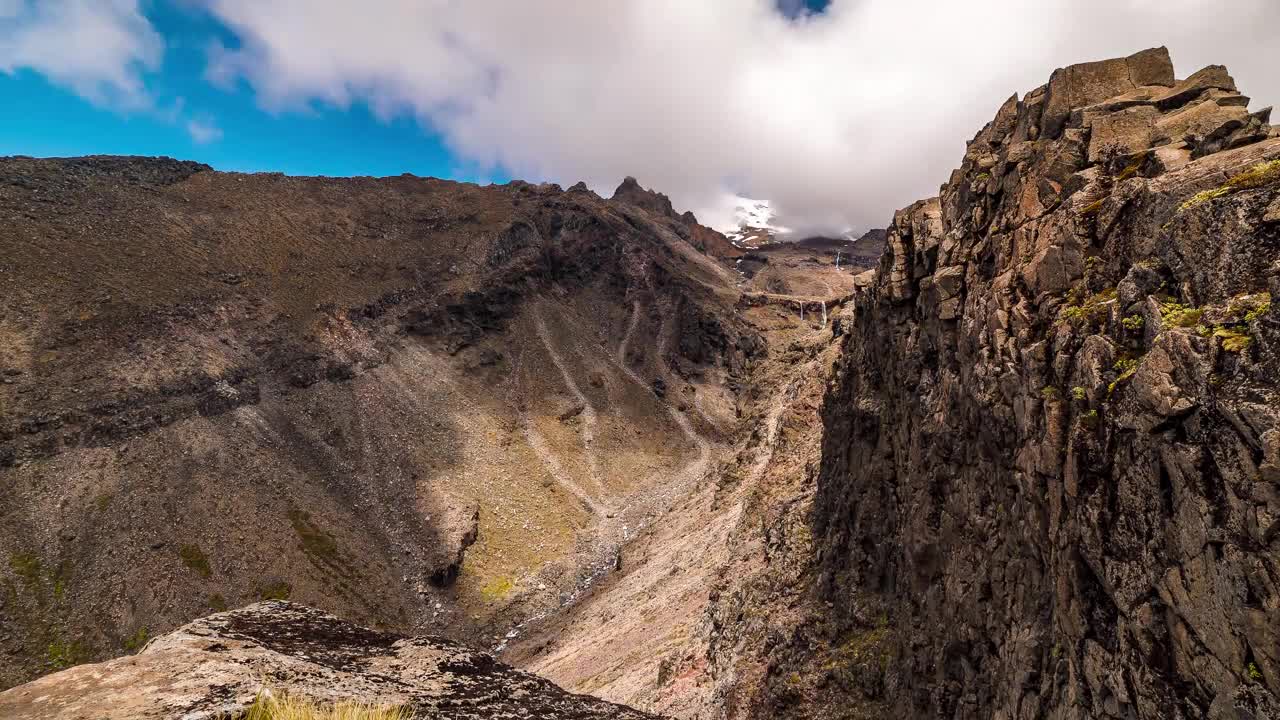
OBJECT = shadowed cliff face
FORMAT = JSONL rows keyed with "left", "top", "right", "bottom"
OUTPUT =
{"left": 810, "top": 47, "right": 1279, "bottom": 719}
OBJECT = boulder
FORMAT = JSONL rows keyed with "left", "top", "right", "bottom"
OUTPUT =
{"left": 1154, "top": 64, "right": 1239, "bottom": 111}
{"left": 1191, "top": 106, "right": 1273, "bottom": 158}
{"left": 1041, "top": 47, "right": 1174, "bottom": 138}
{"left": 0, "top": 602, "right": 659, "bottom": 720}
{"left": 1154, "top": 98, "right": 1251, "bottom": 147}
{"left": 1087, "top": 105, "right": 1160, "bottom": 162}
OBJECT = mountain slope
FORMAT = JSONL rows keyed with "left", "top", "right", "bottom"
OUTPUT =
{"left": 0, "top": 158, "right": 762, "bottom": 689}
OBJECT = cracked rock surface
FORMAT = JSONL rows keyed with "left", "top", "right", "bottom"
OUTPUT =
{"left": 0, "top": 601, "right": 660, "bottom": 719}
{"left": 808, "top": 46, "right": 1279, "bottom": 720}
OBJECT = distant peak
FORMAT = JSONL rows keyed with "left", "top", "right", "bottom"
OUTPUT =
{"left": 610, "top": 176, "right": 677, "bottom": 220}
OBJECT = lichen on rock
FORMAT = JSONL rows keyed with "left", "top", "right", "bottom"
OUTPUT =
{"left": 0, "top": 601, "right": 661, "bottom": 720}
{"left": 806, "top": 47, "right": 1280, "bottom": 719}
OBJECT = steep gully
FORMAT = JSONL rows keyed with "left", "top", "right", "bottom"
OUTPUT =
{"left": 501, "top": 298, "right": 720, "bottom": 655}
{"left": 509, "top": 46, "right": 1280, "bottom": 720}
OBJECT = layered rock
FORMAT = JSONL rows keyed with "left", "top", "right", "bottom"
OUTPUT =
{"left": 0, "top": 601, "right": 659, "bottom": 719}
{"left": 811, "top": 47, "right": 1280, "bottom": 719}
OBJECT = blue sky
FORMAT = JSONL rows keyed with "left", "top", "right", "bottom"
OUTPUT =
{"left": 0, "top": 1, "right": 827, "bottom": 182}
{"left": 0, "top": 3, "right": 470, "bottom": 179}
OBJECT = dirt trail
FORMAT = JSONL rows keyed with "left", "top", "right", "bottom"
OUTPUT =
{"left": 533, "top": 305, "right": 604, "bottom": 493}
{"left": 621, "top": 302, "right": 711, "bottom": 483}
{"left": 617, "top": 300, "right": 643, "bottom": 368}
{"left": 524, "top": 424, "right": 605, "bottom": 516}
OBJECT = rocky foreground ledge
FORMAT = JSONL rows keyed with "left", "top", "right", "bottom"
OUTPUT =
{"left": 0, "top": 601, "right": 660, "bottom": 719}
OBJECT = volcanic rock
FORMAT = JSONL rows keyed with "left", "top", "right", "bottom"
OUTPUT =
{"left": 0, "top": 602, "right": 659, "bottom": 719}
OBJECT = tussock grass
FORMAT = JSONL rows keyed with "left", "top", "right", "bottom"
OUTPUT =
{"left": 231, "top": 691, "right": 413, "bottom": 720}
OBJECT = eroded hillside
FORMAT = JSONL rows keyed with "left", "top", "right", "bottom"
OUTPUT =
{"left": 0, "top": 160, "right": 779, "bottom": 689}
{"left": 0, "top": 154, "right": 872, "bottom": 704}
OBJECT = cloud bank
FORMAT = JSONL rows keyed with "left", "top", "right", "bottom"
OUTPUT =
{"left": 5, "top": 1, "right": 1279, "bottom": 232}
{"left": 0, "top": 0, "right": 160, "bottom": 108}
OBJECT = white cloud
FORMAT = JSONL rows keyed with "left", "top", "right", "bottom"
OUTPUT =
{"left": 6, "top": 1, "right": 1277, "bottom": 233}
{"left": 186, "top": 116, "right": 223, "bottom": 144}
{"left": 196, "top": 0, "right": 1280, "bottom": 234}
{"left": 0, "top": 0, "right": 162, "bottom": 108}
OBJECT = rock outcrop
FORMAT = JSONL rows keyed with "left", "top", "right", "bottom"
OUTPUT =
{"left": 849, "top": 228, "right": 888, "bottom": 266}
{"left": 0, "top": 601, "right": 659, "bottom": 719}
{"left": 612, "top": 176, "right": 680, "bottom": 219}
{"left": 810, "top": 46, "right": 1279, "bottom": 719}
{"left": 611, "top": 176, "right": 743, "bottom": 258}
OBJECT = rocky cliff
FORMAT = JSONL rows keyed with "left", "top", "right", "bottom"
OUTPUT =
{"left": 0, "top": 601, "right": 658, "bottom": 719}
{"left": 810, "top": 47, "right": 1279, "bottom": 719}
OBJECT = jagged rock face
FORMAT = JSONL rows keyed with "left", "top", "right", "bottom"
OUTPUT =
{"left": 613, "top": 176, "right": 679, "bottom": 218}
{"left": 0, "top": 601, "right": 660, "bottom": 719}
{"left": 611, "top": 176, "right": 743, "bottom": 259}
{"left": 850, "top": 229, "right": 888, "bottom": 266}
{"left": 814, "top": 48, "right": 1280, "bottom": 719}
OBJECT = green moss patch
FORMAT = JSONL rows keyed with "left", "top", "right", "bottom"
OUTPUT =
{"left": 289, "top": 510, "right": 340, "bottom": 563}
{"left": 1117, "top": 159, "right": 1143, "bottom": 181}
{"left": 8, "top": 552, "right": 42, "bottom": 585}
{"left": 1214, "top": 327, "right": 1253, "bottom": 353}
{"left": 1061, "top": 288, "right": 1118, "bottom": 327}
{"left": 822, "top": 617, "right": 893, "bottom": 675}
{"left": 178, "top": 544, "right": 212, "bottom": 579}
{"left": 1108, "top": 356, "right": 1141, "bottom": 396}
{"left": 479, "top": 575, "right": 515, "bottom": 602}
{"left": 1160, "top": 301, "right": 1203, "bottom": 328}
{"left": 258, "top": 581, "right": 292, "bottom": 601}
{"left": 123, "top": 627, "right": 149, "bottom": 653}
{"left": 1179, "top": 159, "right": 1280, "bottom": 212}
{"left": 1228, "top": 292, "right": 1271, "bottom": 323}
{"left": 46, "top": 637, "right": 88, "bottom": 671}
